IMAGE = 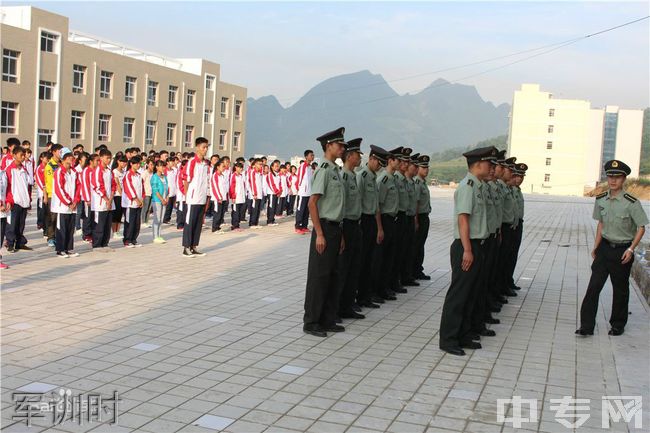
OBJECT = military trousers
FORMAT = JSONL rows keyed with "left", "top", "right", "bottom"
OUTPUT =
{"left": 400, "top": 214, "right": 416, "bottom": 282}
{"left": 372, "top": 214, "right": 397, "bottom": 297}
{"left": 439, "top": 238, "right": 485, "bottom": 349}
{"left": 337, "top": 218, "right": 362, "bottom": 314}
{"left": 579, "top": 241, "right": 634, "bottom": 331}
{"left": 472, "top": 234, "right": 498, "bottom": 329}
{"left": 413, "top": 213, "right": 430, "bottom": 277}
{"left": 390, "top": 211, "right": 407, "bottom": 289}
{"left": 357, "top": 214, "right": 378, "bottom": 304}
{"left": 303, "top": 219, "right": 342, "bottom": 330}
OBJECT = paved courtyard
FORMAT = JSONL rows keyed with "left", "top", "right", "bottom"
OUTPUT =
{"left": 1, "top": 190, "right": 648, "bottom": 433}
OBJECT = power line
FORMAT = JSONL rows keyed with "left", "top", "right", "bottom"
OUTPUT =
{"left": 275, "top": 15, "right": 649, "bottom": 108}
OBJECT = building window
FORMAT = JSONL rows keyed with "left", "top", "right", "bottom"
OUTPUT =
{"left": 546, "top": 141, "right": 553, "bottom": 150}
{"left": 70, "top": 110, "right": 84, "bottom": 139}
{"left": 218, "top": 130, "right": 227, "bottom": 151}
{"left": 233, "top": 132, "right": 241, "bottom": 151}
{"left": 100, "top": 71, "right": 112, "bottom": 98}
{"left": 123, "top": 117, "right": 135, "bottom": 143}
{"left": 546, "top": 158, "right": 551, "bottom": 166}
{"left": 235, "top": 100, "right": 242, "bottom": 120}
{"left": 1, "top": 101, "right": 18, "bottom": 133}
{"left": 184, "top": 125, "right": 194, "bottom": 147}
{"left": 39, "top": 81, "right": 55, "bottom": 101}
{"left": 98, "top": 114, "right": 111, "bottom": 142}
{"left": 72, "top": 65, "right": 85, "bottom": 94}
{"left": 205, "top": 75, "right": 215, "bottom": 90}
{"left": 204, "top": 109, "right": 213, "bottom": 124}
{"left": 168, "top": 85, "right": 177, "bottom": 109}
{"left": 125, "top": 76, "right": 136, "bottom": 103}
{"left": 220, "top": 97, "right": 228, "bottom": 118}
{"left": 549, "top": 108, "right": 555, "bottom": 117}
{"left": 40, "top": 31, "right": 58, "bottom": 53}
{"left": 38, "top": 129, "right": 54, "bottom": 148}
{"left": 147, "top": 80, "right": 158, "bottom": 106}
{"left": 186, "top": 90, "right": 195, "bottom": 113}
{"left": 544, "top": 173, "right": 551, "bottom": 182}
{"left": 547, "top": 125, "right": 554, "bottom": 133}
{"left": 146, "top": 120, "right": 156, "bottom": 145}
{"left": 166, "top": 123, "right": 176, "bottom": 147}
{"left": 2, "top": 49, "right": 19, "bottom": 83}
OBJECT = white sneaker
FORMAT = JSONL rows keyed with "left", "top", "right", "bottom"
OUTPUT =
{"left": 66, "top": 251, "right": 80, "bottom": 257}
{"left": 75, "top": 229, "right": 82, "bottom": 236}
{"left": 133, "top": 243, "right": 143, "bottom": 248}
{"left": 113, "top": 232, "right": 122, "bottom": 239}
{"left": 56, "top": 251, "right": 69, "bottom": 258}
{"left": 268, "top": 222, "right": 279, "bottom": 227}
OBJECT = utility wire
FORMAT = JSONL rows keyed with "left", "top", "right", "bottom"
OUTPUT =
{"left": 275, "top": 15, "right": 649, "bottom": 108}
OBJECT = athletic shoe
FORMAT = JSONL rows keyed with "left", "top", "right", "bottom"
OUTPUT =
{"left": 182, "top": 248, "right": 194, "bottom": 258}
{"left": 0, "top": 262, "right": 9, "bottom": 269}
{"left": 75, "top": 229, "right": 82, "bottom": 236}
{"left": 153, "top": 237, "right": 166, "bottom": 244}
{"left": 16, "top": 245, "right": 33, "bottom": 251}
{"left": 133, "top": 242, "right": 143, "bottom": 248}
{"left": 190, "top": 248, "right": 206, "bottom": 257}
{"left": 113, "top": 232, "right": 122, "bottom": 239}
{"left": 124, "top": 243, "right": 136, "bottom": 249}
{"left": 56, "top": 251, "right": 69, "bottom": 258}
{"left": 47, "top": 240, "right": 56, "bottom": 247}
{"left": 66, "top": 251, "right": 80, "bottom": 257}
{"left": 268, "top": 222, "right": 279, "bottom": 227}
{"left": 295, "top": 228, "right": 304, "bottom": 234}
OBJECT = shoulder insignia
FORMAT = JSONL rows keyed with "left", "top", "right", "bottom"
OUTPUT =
{"left": 382, "top": 177, "right": 388, "bottom": 184}
{"left": 596, "top": 192, "right": 607, "bottom": 199}
{"left": 624, "top": 193, "right": 637, "bottom": 203}
{"left": 362, "top": 171, "right": 367, "bottom": 178}
{"left": 320, "top": 162, "right": 329, "bottom": 169}
{"left": 467, "top": 179, "right": 474, "bottom": 187}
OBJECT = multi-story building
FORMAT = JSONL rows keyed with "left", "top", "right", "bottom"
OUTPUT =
{"left": 0, "top": 6, "right": 247, "bottom": 158}
{"left": 508, "top": 84, "right": 643, "bottom": 196}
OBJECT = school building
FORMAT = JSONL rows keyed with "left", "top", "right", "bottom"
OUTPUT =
{"left": 0, "top": 6, "right": 247, "bottom": 158}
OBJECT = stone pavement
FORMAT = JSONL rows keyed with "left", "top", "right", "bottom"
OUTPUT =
{"left": 1, "top": 190, "right": 648, "bottom": 433}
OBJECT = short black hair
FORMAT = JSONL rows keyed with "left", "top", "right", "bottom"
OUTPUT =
{"left": 13, "top": 146, "right": 25, "bottom": 155}
{"left": 304, "top": 149, "right": 314, "bottom": 158}
{"left": 6, "top": 137, "right": 20, "bottom": 147}
{"left": 50, "top": 143, "right": 63, "bottom": 152}
{"left": 195, "top": 137, "right": 209, "bottom": 146}
{"left": 234, "top": 162, "right": 243, "bottom": 169}
{"left": 99, "top": 148, "right": 112, "bottom": 158}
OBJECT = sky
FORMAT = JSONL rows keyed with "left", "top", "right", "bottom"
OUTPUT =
{"left": 9, "top": 1, "right": 650, "bottom": 109}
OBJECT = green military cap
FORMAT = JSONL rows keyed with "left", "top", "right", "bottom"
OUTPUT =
{"left": 417, "top": 155, "right": 430, "bottom": 168}
{"left": 409, "top": 153, "right": 420, "bottom": 164}
{"left": 370, "top": 145, "right": 390, "bottom": 167}
{"left": 503, "top": 156, "right": 517, "bottom": 169}
{"left": 316, "top": 127, "right": 345, "bottom": 149}
{"left": 604, "top": 159, "right": 631, "bottom": 176}
{"left": 462, "top": 146, "right": 498, "bottom": 164}
{"left": 399, "top": 147, "right": 413, "bottom": 161}
{"left": 513, "top": 162, "right": 528, "bottom": 176}
{"left": 345, "top": 138, "right": 363, "bottom": 154}
{"left": 495, "top": 149, "right": 507, "bottom": 164}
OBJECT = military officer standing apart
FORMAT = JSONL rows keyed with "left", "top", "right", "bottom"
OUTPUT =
{"left": 303, "top": 127, "right": 346, "bottom": 338}
{"left": 356, "top": 145, "right": 389, "bottom": 309}
{"left": 439, "top": 146, "right": 496, "bottom": 356}
{"left": 413, "top": 155, "right": 432, "bottom": 281}
{"left": 336, "top": 138, "right": 366, "bottom": 320}
{"left": 576, "top": 160, "right": 648, "bottom": 336}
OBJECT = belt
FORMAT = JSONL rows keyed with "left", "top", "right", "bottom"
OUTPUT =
{"left": 602, "top": 239, "right": 632, "bottom": 249}
{"left": 320, "top": 218, "right": 341, "bottom": 226}
{"left": 397, "top": 211, "right": 406, "bottom": 216}
{"left": 343, "top": 218, "right": 360, "bottom": 224}
{"left": 468, "top": 238, "right": 487, "bottom": 245}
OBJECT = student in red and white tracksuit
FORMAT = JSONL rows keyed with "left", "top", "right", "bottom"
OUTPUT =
{"left": 4, "top": 148, "right": 32, "bottom": 252}
{"left": 210, "top": 158, "right": 228, "bottom": 233}
{"left": 295, "top": 151, "right": 315, "bottom": 231}
{"left": 51, "top": 151, "right": 81, "bottom": 257}
{"left": 90, "top": 149, "right": 115, "bottom": 249}
{"left": 176, "top": 160, "right": 187, "bottom": 230}
{"left": 80, "top": 155, "right": 98, "bottom": 241}
{"left": 266, "top": 161, "right": 282, "bottom": 225}
{"left": 163, "top": 159, "right": 178, "bottom": 224}
{"left": 122, "top": 157, "right": 145, "bottom": 247}
{"left": 0, "top": 168, "right": 8, "bottom": 268}
{"left": 278, "top": 166, "right": 289, "bottom": 218}
{"left": 35, "top": 153, "right": 48, "bottom": 233}
{"left": 182, "top": 138, "right": 210, "bottom": 257}
{"left": 246, "top": 160, "right": 264, "bottom": 227}
{"left": 287, "top": 165, "right": 298, "bottom": 216}
{"left": 229, "top": 163, "right": 246, "bottom": 230}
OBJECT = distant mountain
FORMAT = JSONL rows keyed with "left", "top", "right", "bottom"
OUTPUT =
{"left": 245, "top": 70, "right": 510, "bottom": 158}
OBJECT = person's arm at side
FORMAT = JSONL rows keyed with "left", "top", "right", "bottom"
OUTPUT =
{"left": 592, "top": 222, "right": 603, "bottom": 259}
{"left": 622, "top": 226, "right": 645, "bottom": 264}
{"left": 308, "top": 194, "right": 325, "bottom": 254}
{"left": 459, "top": 213, "right": 472, "bottom": 271}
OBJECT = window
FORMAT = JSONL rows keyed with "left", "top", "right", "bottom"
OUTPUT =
{"left": 125, "top": 76, "right": 136, "bottom": 102}
{"left": 546, "top": 141, "right": 553, "bottom": 150}
{"left": 72, "top": 65, "right": 85, "bottom": 93}
{"left": 547, "top": 124, "right": 554, "bottom": 133}
{"left": 40, "top": 31, "right": 58, "bottom": 53}
{"left": 1, "top": 101, "right": 18, "bottom": 133}
{"left": 205, "top": 75, "right": 215, "bottom": 90}
{"left": 218, "top": 130, "right": 227, "bottom": 151}
{"left": 184, "top": 125, "right": 194, "bottom": 147}
{"left": 70, "top": 110, "right": 84, "bottom": 139}
{"left": 147, "top": 80, "right": 158, "bottom": 106}
{"left": 220, "top": 97, "right": 229, "bottom": 118}
{"left": 98, "top": 114, "right": 111, "bottom": 141}
{"left": 100, "top": 71, "right": 112, "bottom": 98}
{"left": 166, "top": 123, "right": 176, "bottom": 146}
{"left": 544, "top": 173, "right": 551, "bottom": 182}
{"left": 204, "top": 109, "right": 213, "bottom": 124}
{"left": 38, "top": 129, "right": 54, "bottom": 148}
{"left": 39, "top": 81, "right": 55, "bottom": 100}
{"left": 549, "top": 108, "right": 555, "bottom": 117}
{"left": 545, "top": 158, "right": 551, "bottom": 166}
{"left": 2, "top": 49, "right": 19, "bottom": 83}
{"left": 233, "top": 132, "right": 241, "bottom": 151}
{"left": 123, "top": 117, "right": 135, "bottom": 143}
{"left": 168, "top": 85, "right": 177, "bottom": 109}
{"left": 235, "top": 100, "right": 242, "bottom": 120}
{"left": 146, "top": 120, "right": 156, "bottom": 145}
{"left": 186, "top": 90, "right": 195, "bottom": 112}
